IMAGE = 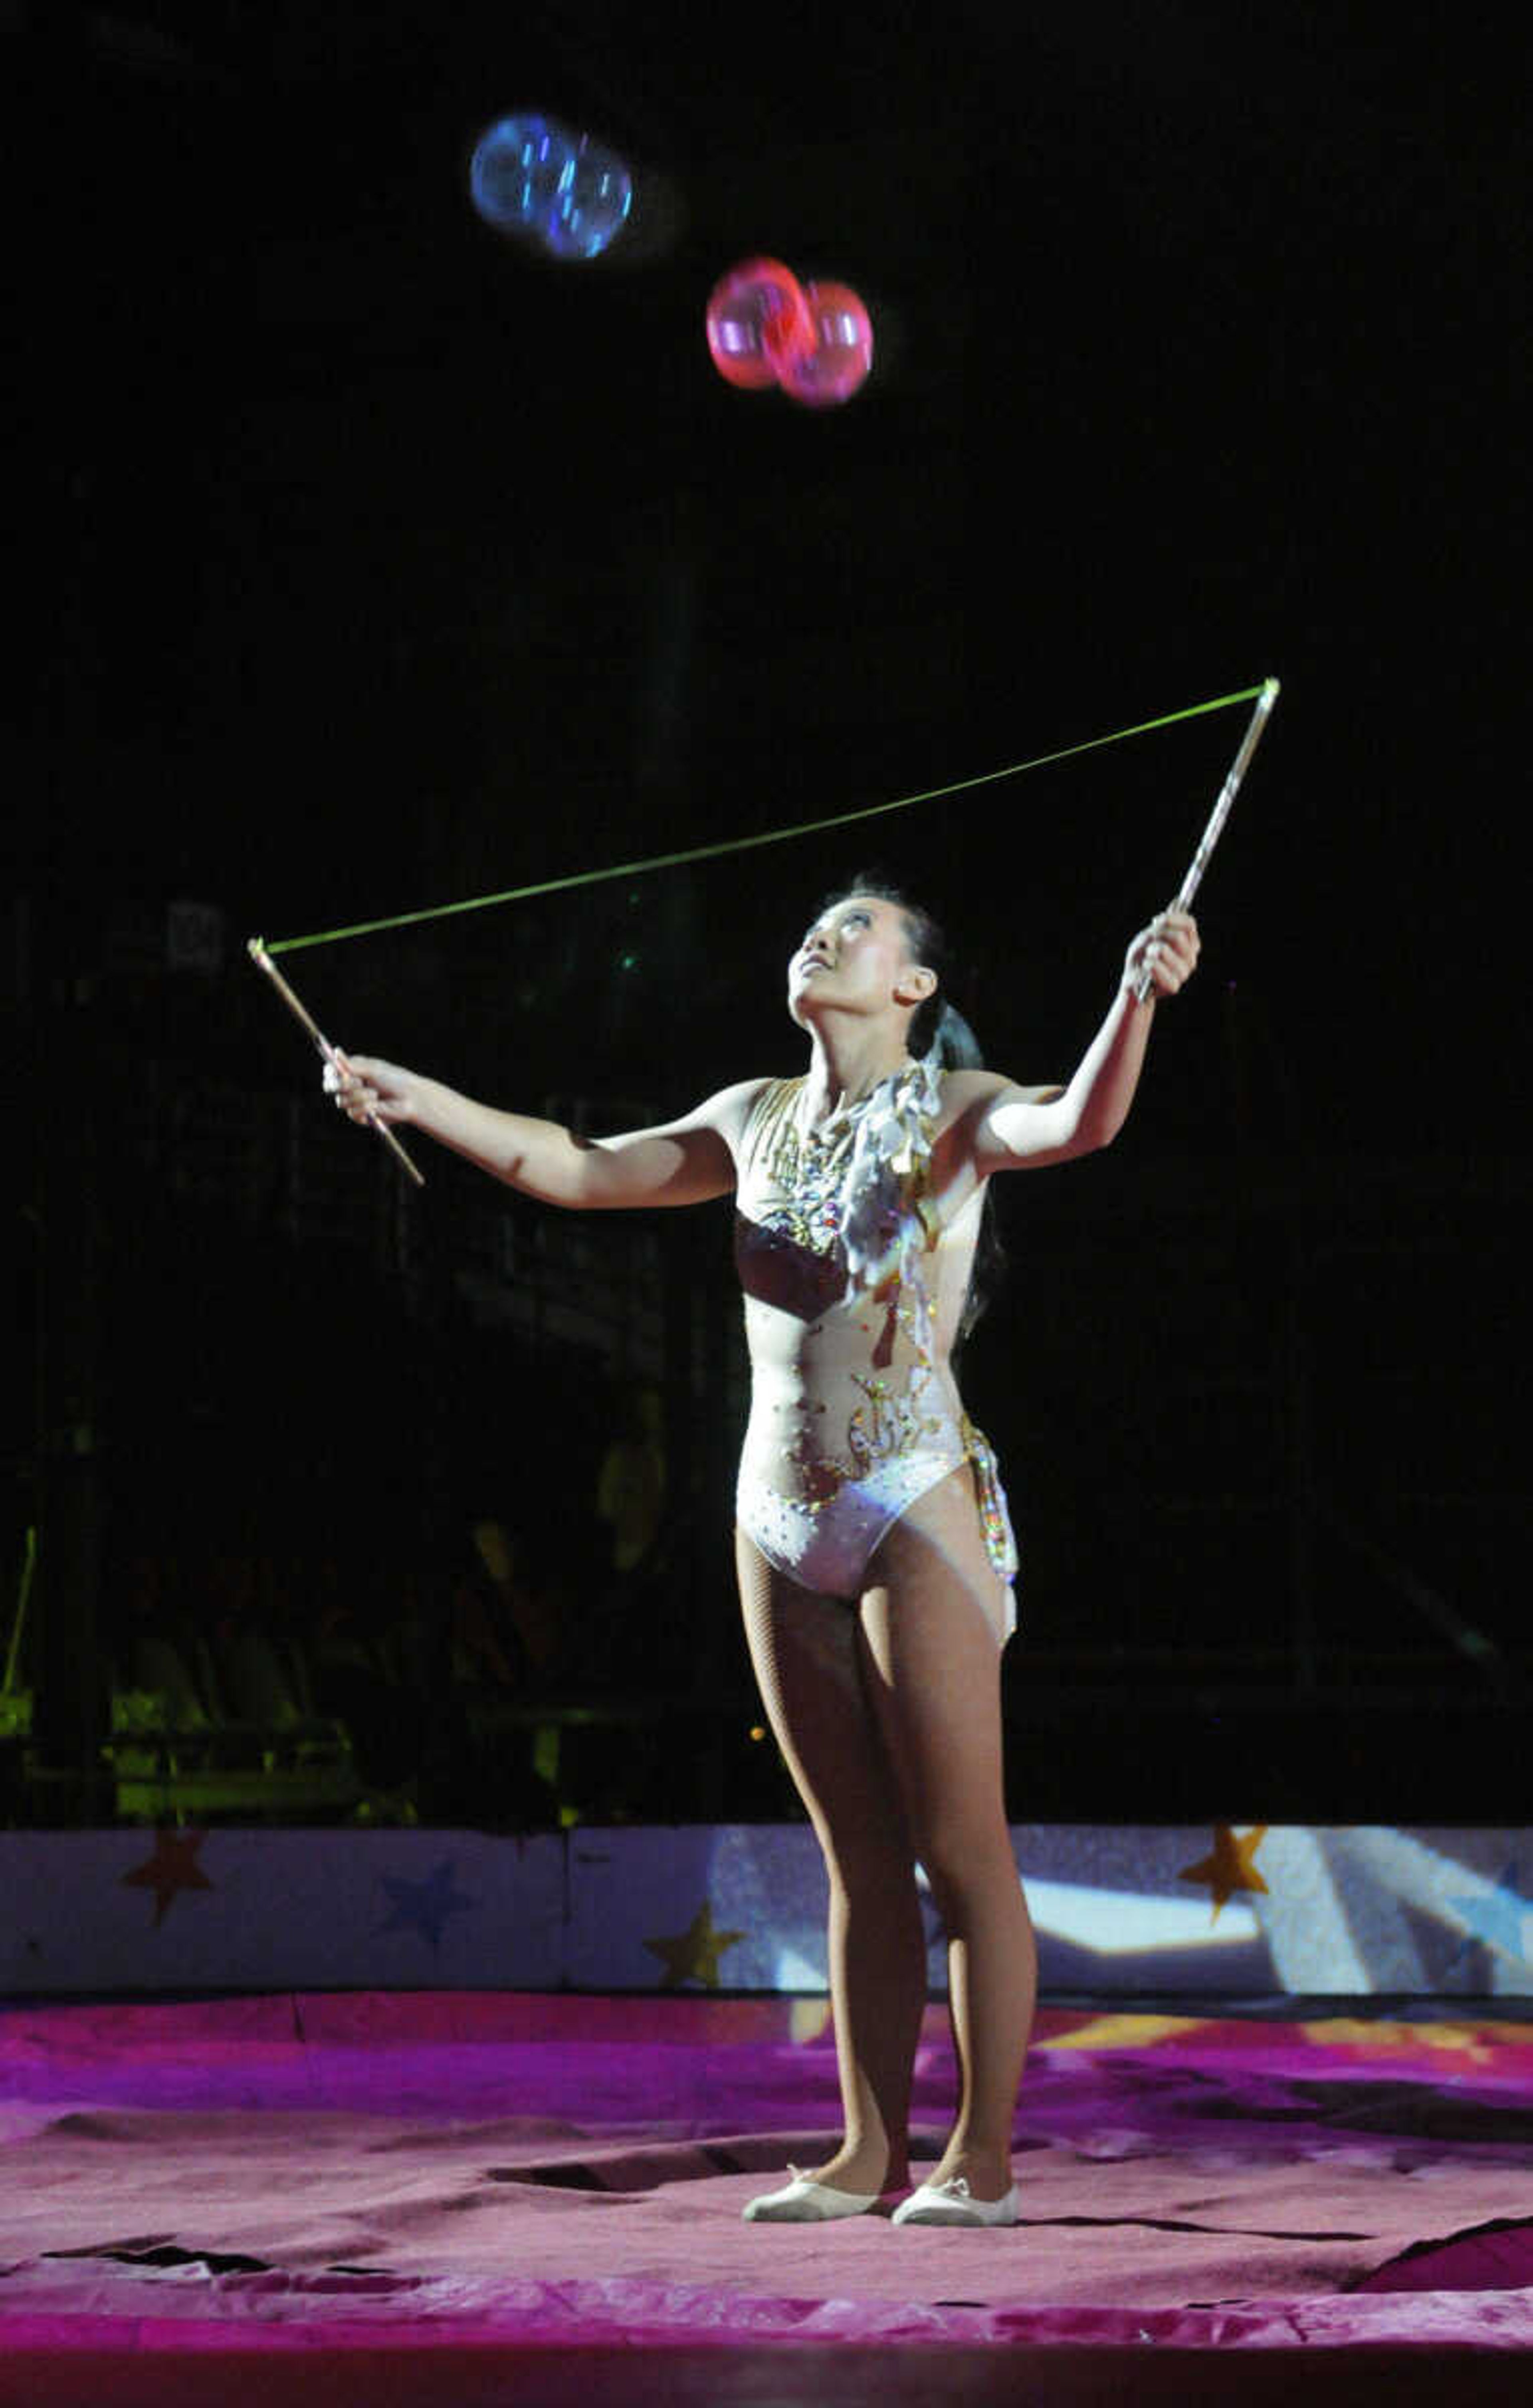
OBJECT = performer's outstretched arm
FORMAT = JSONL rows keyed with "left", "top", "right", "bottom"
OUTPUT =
{"left": 959, "top": 907, "right": 1201, "bottom": 1174}
{"left": 327, "top": 1054, "right": 753, "bottom": 1209}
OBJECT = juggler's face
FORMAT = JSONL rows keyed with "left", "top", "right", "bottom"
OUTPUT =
{"left": 786, "top": 895, "right": 931, "bottom": 1029}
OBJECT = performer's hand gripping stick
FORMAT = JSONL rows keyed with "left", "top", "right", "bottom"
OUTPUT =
{"left": 248, "top": 938, "right": 426, "bottom": 1187}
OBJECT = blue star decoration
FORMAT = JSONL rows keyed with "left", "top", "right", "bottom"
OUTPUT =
{"left": 377, "top": 1860, "right": 478, "bottom": 1951}
{"left": 1445, "top": 1860, "right": 1529, "bottom": 1972}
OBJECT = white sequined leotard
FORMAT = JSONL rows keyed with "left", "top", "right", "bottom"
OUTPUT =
{"left": 732, "top": 1057, "right": 1018, "bottom": 1627}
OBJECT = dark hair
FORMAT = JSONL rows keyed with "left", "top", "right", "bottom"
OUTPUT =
{"left": 822, "top": 871, "right": 1003, "bottom": 1338}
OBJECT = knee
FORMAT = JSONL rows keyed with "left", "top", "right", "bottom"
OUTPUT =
{"left": 915, "top": 1821, "right": 1020, "bottom": 1927}
{"left": 822, "top": 1825, "right": 919, "bottom": 1903}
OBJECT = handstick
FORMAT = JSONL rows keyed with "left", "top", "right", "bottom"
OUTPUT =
{"left": 1133, "top": 676, "right": 1280, "bottom": 1003}
{"left": 247, "top": 938, "right": 426, "bottom": 1188}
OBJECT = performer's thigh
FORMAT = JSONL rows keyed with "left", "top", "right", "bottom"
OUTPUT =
{"left": 736, "top": 1528, "right": 909, "bottom": 1853}
{"left": 856, "top": 1467, "right": 1012, "bottom": 1865}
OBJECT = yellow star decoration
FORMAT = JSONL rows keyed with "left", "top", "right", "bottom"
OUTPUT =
{"left": 643, "top": 1900, "right": 747, "bottom": 1990}
{"left": 122, "top": 1829, "right": 214, "bottom": 1928}
{"left": 1046, "top": 2013, "right": 1208, "bottom": 2053}
{"left": 1177, "top": 1824, "right": 1270, "bottom": 1923}
{"left": 1301, "top": 2018, "right": 1497, "bottom": 2067}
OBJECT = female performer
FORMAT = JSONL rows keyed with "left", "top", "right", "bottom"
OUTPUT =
{"left": 328, "top": 882, "right": 1199, "bottom": 2226}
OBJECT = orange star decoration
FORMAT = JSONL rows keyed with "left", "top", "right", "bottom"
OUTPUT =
{"left": 1176, "top": 1823, "right": 1270, "bottom": 1923}
{"left": 643, "top": 1899, "right": 747, "bottom": 1990}
{"left": 122, "top": 1829, "right": 214, "bottom": 1928}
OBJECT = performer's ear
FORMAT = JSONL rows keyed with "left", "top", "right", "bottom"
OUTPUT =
{"left": 895, "top": 963, "right": 937, "bottom": 1009}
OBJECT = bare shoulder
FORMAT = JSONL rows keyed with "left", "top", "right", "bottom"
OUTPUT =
{"left": 648, "top": 1076, "right": 783, "bottom": 1182}
{"left": 580, "top": 1077, "right": 776, "bottom": 1209}
{"left": 936, "top": 1067, "right": 1064, "bottom": 1128}
{"left": 935, "top": 1067, "right": 1070, "bottom": 1179}
{"left": 681, "top": 1075, "right": 778, "bottom": 1148}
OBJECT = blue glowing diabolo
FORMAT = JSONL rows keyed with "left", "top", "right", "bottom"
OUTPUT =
{"left": 542, "top": 132, "right": 633, "bottom": 260}
{"left": 469, "top": 113, "right": 632, "bottom": 261}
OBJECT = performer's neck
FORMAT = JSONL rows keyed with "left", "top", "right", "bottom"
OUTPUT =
{"left": 801, "top": 1026, "right": 915, "bottom": 1124}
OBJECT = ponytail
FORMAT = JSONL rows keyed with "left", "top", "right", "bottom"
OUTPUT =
{"left": 920, "top": 995, "right": 984, "bottom": 1070}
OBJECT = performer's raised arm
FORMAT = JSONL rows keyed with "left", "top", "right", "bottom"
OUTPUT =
{"left": 959, "top": 905, "right": 1200, "bottom": 1175}
{"left": 325, "top": 1053, "right": 750, "bottom": 1211}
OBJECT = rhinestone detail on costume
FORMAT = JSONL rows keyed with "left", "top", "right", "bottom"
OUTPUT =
{"left": 739, "top": 1059, "right": 1017, "bottom": 1587}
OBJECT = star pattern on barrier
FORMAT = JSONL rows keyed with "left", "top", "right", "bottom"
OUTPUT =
{"left": 643, "top": 1899, "right": 747, "bottom": 1990}
{"left": 1444, "top": 1859, "right": 1529, "bottom": 1971}
{"left": 377, "top": 1860, "right": 478, "bottom": 1950}
{"left": 1176, "top": 1823, "right": 1270, "bottom": 1924}
{"left": 121, "top": 1828, "right": 214, "bottom": 1928}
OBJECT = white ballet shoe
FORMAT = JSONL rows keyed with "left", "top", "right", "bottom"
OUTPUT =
{"left": 891, "top": 2173, "right": 1020, "bottom": 2227}
{"left": 742, "top": 2164, "right": 882, "bottom": 2222}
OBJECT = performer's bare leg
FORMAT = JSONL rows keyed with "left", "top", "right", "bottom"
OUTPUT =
{"left": 858, "top": 1465, "right": 1036, "bottom": 2201}
{"left": 737, "top": 1533, "right": 926, "bottom": 2196}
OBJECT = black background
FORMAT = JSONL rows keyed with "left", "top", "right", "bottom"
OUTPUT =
{"left": 7, "top": 2, "right": 1528, "bottom": 1825}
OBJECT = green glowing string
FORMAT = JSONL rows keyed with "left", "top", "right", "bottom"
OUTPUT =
{"left": 259, "top": 682, "right": 1269, "bottom": 956}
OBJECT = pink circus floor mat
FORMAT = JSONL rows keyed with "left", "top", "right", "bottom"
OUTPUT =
{"left": 2, "top": 1990, "right": 1532, "bottom": 2405}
